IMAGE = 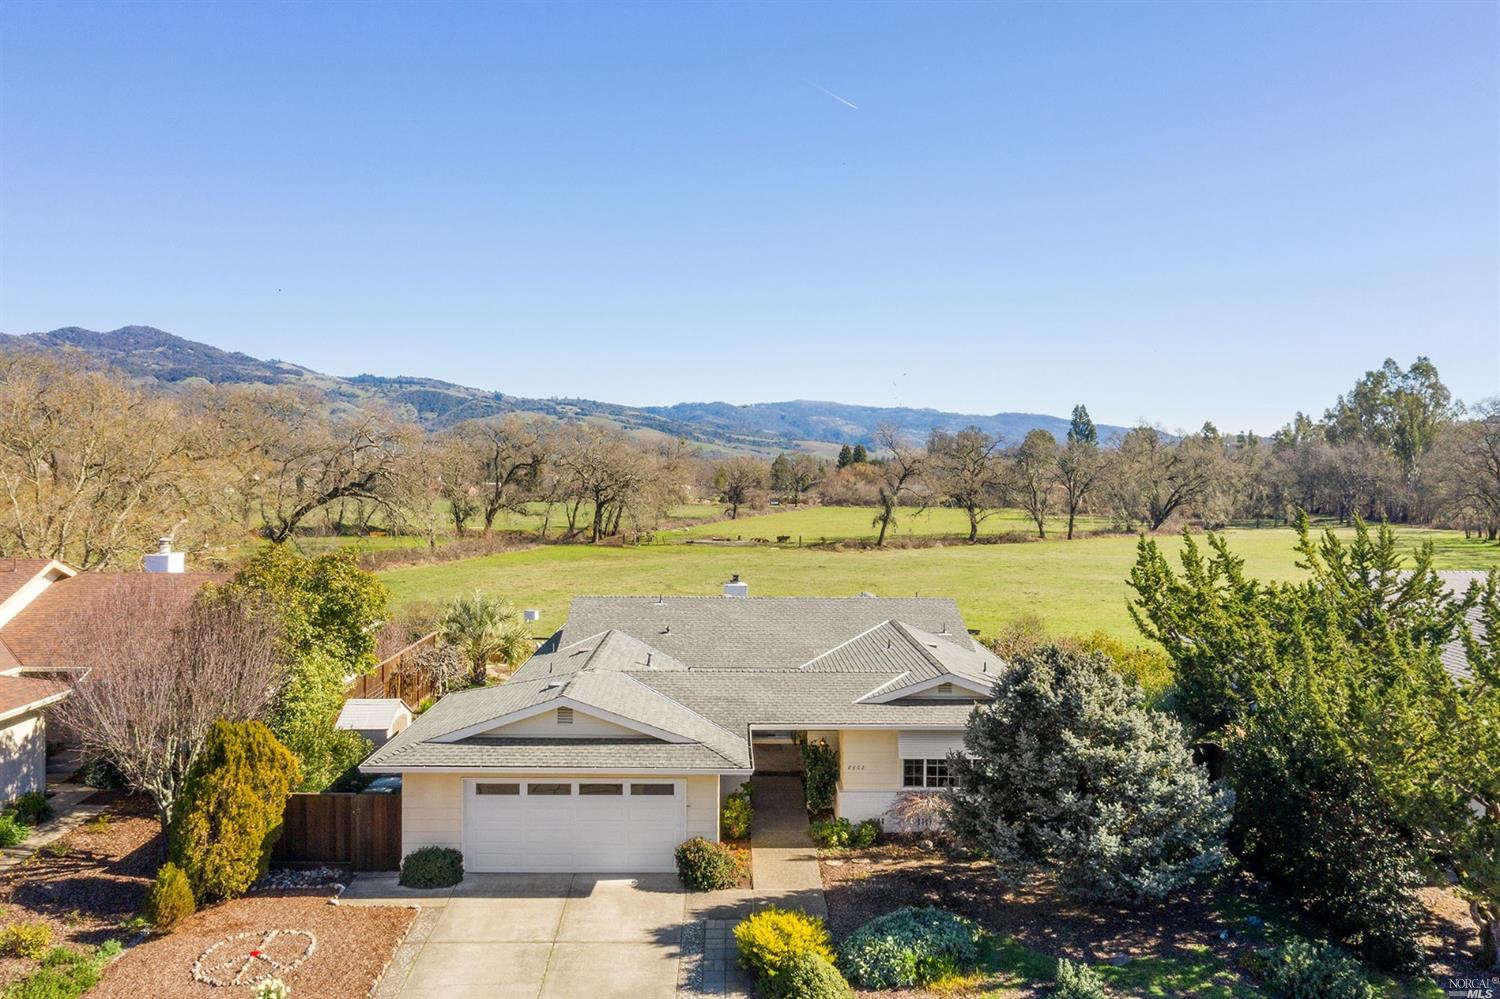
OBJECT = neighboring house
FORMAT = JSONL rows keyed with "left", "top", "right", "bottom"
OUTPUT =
{"left": 362, "top": 589, "right": 1000, "bottom": 874}
{"left": 0, "top": 674, "right": 69, "bottom": 801}
{"left": 337, "top": 698, "right": 414, "bottom": 749}
{"left": 1438, "top": 570, "right": 1489, "bottom": 684}
{"left": 0, "top": 553, "right": 227, "bottom": 798}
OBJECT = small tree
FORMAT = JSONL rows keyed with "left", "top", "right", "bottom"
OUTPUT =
{"left": 946, "top": 646, "right": 1231, "bottom": 902}
{"left": 716, "top": 457, "right": 767, "bottom": 519}
{"left": 439, "top": 591, "right": 534, "bottom": 685}
{"left": 59, "top": 583, "right": 283, "bottom": 838}
{"left": 169, "top": 721, "right": 300, "bottom": 902}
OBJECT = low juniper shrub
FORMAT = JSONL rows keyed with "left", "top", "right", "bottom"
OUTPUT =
{"left": 838, "top": 906, "right": 983, "bottom": 989}
{"left": 1053, "top": 957, "right": 1109, "bottom": 999}
{"left": 145, "top": 862, "right": 196, "bottom": 932}
{"left": 1261, "top": 938, "right": 1373, "bottom": 999}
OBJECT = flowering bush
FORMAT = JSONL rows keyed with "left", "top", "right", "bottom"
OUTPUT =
{"left": 255, "top": 979, "right": 292, "bottom": 999}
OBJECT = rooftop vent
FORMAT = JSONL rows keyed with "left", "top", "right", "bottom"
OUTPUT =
{"left": 724, "top": 573, "right": 749, "bottom": 598}
{"left": 143, "top": 538, "right": 184, "bottom": 574}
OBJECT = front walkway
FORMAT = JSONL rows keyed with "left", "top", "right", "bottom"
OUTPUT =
{"left": 747, "top": 775, "right": 822, "bottom": 891}
{"left": 0, "top": 782, "right": 108, "bottom": 872}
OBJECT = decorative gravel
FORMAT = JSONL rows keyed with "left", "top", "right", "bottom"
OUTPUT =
{"left": 253, "top": 867, "right": 346, "bottom": 891}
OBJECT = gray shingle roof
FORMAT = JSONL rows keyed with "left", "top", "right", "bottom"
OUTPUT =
{"left": 1438, "top": 570, "right": 1489, "bottom": 684}
{"left": 557, "top": 596, "right": 978, "bottom": 671}
{"left": 364, "top": 595, "right": 992, "bottom": 774}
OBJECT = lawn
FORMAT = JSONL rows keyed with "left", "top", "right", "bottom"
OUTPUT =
{"left": 378, "top": 521, "right": 1500, "bottom": 641}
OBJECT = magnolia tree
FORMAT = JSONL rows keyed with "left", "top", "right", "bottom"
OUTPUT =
{"left": 60, "top": 583, "right": 283, "bottom": 838}
{"left": 946, "top": 646, "right": 1231, "bottom": 903}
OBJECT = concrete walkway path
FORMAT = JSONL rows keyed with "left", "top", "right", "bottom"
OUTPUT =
{"left": 0, "top": 783, "right": 107, "bottom": 872}
{"left": 747, "top": 776, "right": 822, "bottom": 891}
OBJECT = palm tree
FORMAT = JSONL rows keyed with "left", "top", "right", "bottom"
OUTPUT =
{"left": 437, "top": 591, "right": 533, "bottom": 685}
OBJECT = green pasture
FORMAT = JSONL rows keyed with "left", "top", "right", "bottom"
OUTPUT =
{"left": 378, "top": 521, "right": 1500, "bottom": 642}
{"left": 667, "top": 504, "right": 1113, "bottom": 542}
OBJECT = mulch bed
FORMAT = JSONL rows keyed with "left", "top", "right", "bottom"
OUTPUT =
{"left": 820, "top": 843, "right": 1486, "bottom": 996}
{"left": 0, "top": 791, "right": 159, "bottom": 987}
{"left": 92, "top": 891, "right": 415, "bottom": 999}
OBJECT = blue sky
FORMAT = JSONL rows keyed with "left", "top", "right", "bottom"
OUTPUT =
{"left": 1, "top": 1, "right": 1495, "bottom": 432}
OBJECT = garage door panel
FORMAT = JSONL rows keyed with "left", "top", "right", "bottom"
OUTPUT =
{"left": 462, "top": 778, "right": 685, "bottom": 873}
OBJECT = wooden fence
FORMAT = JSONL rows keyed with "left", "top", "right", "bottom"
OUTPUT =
{"left": 344, "top": 632, "right": 439, "bottom": 707}
{"left": 272, "top": 792, "right": 402, "bottom": 871}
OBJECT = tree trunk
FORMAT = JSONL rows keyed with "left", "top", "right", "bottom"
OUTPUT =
{"left": 967, "top": 510, "right": 978, "bottom": 544}
{"left": 876, "top": 507, "right": 892, "bottom": 547}
{"left": 1472, "top": 898, "right": 1499, "bottom": 970}
{"left": 1066, "top": 506, "right": 1076, "bottom": 540}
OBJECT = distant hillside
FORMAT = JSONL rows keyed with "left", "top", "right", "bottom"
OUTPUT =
{"left": 0, "top": 325, "right": 1131, "bottom": 454}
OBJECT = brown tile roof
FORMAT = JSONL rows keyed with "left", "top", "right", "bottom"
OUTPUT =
{"left": 0, "top": 558, "right": 66, "bottom": 606}
{"left": 0, "top": 673, "right": 68, "bottom": 719}
{"left": 0, "top": 572, "right": 231, "bottom": 668}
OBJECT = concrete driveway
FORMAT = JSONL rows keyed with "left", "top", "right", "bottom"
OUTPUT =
{"left": 349, "top": 873, "right": 688, "bottom": 999}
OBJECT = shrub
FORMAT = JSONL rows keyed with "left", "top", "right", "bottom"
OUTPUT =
{"left": 851, "top": 818, "right": 881, "bottom": 849}
{"left": 3, "top": 941, "right": 118, "bottom": 999}
{"left": 766, "top": 951, "right": 853, "bottom": 999}
{"left": 0, "top": 921, "right": 54, "bottom": 960}
{"left": 144, "top": 862, "right": 196, "bottom": 932}
{"left": 801, "top": 740, "right": 839, "bottom": 813}
{"left": 946, "top": 646, "right": 1231, "bottom": 903}
{"left": 80, "top": 757, "right": 126, "bottom": 790}
{"left": 400, "top": 846, "right": 464, "bottom": 888}
{"left": 733, "top": 905, "right": 835, "bottom": 980}
{"left": 169, "top": 720, "right": 299, "bottom": 902}
{"left": 884, "top": 792, "right": 951, "bottom": 836}
{"left": 1053, "top": 958, "right": 1109, "bottom": 999}
{"left": 837, "top": 906, "right": 983, "bottom": 989}
{"left": 1261, "top": 939, "right": 1374, "bottom": 999}
{"left": 0, "top": 814, "right": 27, "bottom": 848}
{"left": 10, "top": 794, "right": 53, "bottom": 827}
{"left": 675, "top": 837, "right": 744, "bottom": 890}
{"left": 722, "top": 784, "right": 753, "bottom": 840}
{"left": 810, "top": 818, "right": 852, "bottom": 849}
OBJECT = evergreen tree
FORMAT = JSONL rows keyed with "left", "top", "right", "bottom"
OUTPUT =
{"left": 169, "top": 721, "right": 299, "bottom": 901}
{"left": 851, "top": 443, "right": 868, "bottom": 464}
{"left": 1067, "top": 405, "right": 1097, "bottom": 445}
{"left": 836, "top": 444, "right": 854, "bottom": 469}
{"left": 947, "top": 646, "right": 1231, "bottom": 903}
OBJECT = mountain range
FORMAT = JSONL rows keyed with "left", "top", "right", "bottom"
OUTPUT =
{"left": 0, "top": 326, "right": 1130, "bottom": 455}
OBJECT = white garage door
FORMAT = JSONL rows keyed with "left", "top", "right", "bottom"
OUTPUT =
{"left": 461, "top": 778, "right": 686, "bottom": 873}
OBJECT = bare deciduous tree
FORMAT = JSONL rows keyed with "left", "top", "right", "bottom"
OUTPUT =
{"left": 872, "top": 426, "right": 926, "bottom": 548}
{"left": 1009, "top": 429, "right": 1058, "bottom": 538}
{"left": 928, "top": 427, "right": 1003, "bottom": 543}
{"left": 57, "top": 583, "right": 284, "bottom": 838}
{"left": 715, "top": 457, "right": 767, "bottom": 519}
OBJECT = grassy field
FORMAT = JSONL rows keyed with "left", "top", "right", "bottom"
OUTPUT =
{"left": 668, "top": 504, "right": 1113, "bottom": 542}
{"left": 378, "top": 519, "right": 1500, "bottom": 641}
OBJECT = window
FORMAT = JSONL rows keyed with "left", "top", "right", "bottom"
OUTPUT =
{"left": 901, "top": 759, "right": 954, "bottom": 789}
{"left": 475, "top": 783, "right": 519, "bottom": 795}
{"left": 527, "top": 783, "right": 572, "bottom": 796}
{"left": 579, "top": 783, "right": 622, "bottom": 795}
{"left": 557, "top": 706, "right": 574, "bottom": 725}
{"left": 630, "top": 783, "right": 675, "bottom": 796}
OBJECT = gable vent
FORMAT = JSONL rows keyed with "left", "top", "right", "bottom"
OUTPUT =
{"left": 556, "top": 706, "right": 574, "bottom": 725}
{"left": 936, "top": 683, "right": 954, "bottom": 695}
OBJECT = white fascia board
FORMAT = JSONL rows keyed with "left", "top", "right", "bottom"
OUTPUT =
{"left": 432, "top": 695, "right": 693, "bottom": 745}
{"left": 358, "top": 763, "right": 750, "bottom": 775}
{"left": 856, "top": 673, "right": 992, "bottom": 704}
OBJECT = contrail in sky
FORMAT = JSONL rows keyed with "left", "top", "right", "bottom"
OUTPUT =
{"left": 812, "top": 84, "right": 858, "bottom": 110}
